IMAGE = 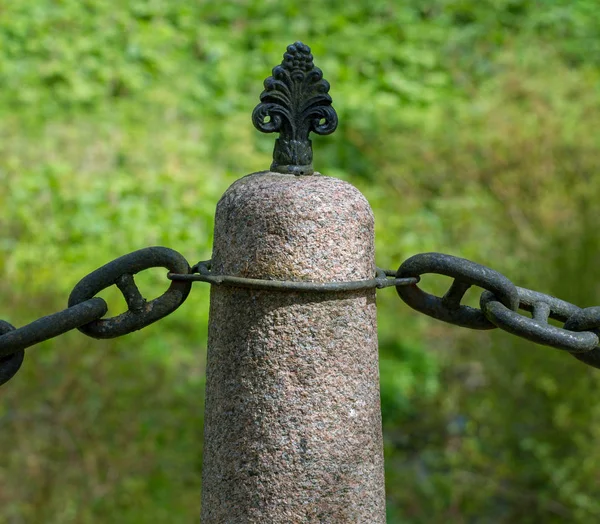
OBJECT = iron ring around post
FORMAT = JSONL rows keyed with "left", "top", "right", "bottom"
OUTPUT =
{"left": 480, "top": 289, "right": 599, "bottom": 353}
{"left": 0, "top": 321, "right": 24, "bottom": 386}
{"left": 564, "top": 306, "right": 600, "bottom": 368}
{"left": 68, "top": 247, "right": 192, "bottom": 339}
{"left": 396, "top": 252, "right": 519, "bottom": 329}
{"left": 168, "top": 261, "right": 420, "bottom": 292}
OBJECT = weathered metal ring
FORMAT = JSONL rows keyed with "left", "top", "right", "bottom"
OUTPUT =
{"left": 480, "top": 289, "right": 599, "bottom": 353}
{"left": 168, "top": 261, "right": 419, "bottom": 292}
{"left": 69, "top": 247, "right": 192, "bottom": 339}
{"left": 563, "top": 307, "right": 600, "bottom": 368}
{"left": 0, "top": 321, "right": 24, "bottom": 386}
{"left": 396, "top": 252, "right": 519, "bottom": 330}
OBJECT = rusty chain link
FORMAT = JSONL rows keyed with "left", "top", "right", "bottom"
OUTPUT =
{"left": 2, "top": 248, "right": 600, "bottom": 386}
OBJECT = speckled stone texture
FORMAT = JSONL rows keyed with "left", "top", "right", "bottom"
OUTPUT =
{"left": 201, "top": 171, "right": 386, "bottom": 523}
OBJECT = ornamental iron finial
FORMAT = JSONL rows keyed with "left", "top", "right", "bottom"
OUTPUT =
{"left": 252, "top": 42, "right": 338, "bottom": 175}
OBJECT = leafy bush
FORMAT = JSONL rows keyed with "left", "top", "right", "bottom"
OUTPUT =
{"left": 1, "top": 1, "right": 599, "bottom": 522}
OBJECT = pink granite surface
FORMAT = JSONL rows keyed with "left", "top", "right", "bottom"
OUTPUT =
{"left": 201, "top": 172, "right": 386, "bottom": 523}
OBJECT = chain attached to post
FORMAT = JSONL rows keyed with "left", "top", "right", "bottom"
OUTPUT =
{"left": 0, "top": 246, "right": 193, "bottom": 386}
{"left": 68, "top": 247, "right": 192, "bottom": 339}
{"left": 394, "top": 252, "right": 600, "bottom": 369}
{"left": 395, "top": 252, "right": 520, "bottom": 330}
{"left": 1, "top": 46, "right": 599, "bottom": 386}
{"left": 3, "top": 248, "right": 600, "bottom": 387}
{"left": 0, "top": 247, "right": 600, "bottom": 385}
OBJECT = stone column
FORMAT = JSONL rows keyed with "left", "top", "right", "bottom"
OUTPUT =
{"left": 200, "top": 171, "right": 386, "bottom": 523}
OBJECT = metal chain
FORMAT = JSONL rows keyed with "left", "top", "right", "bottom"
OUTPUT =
{"left": 0, "top": 252, "right": 416, "bottom": 386}
{"left": 68, "top": 247, "right": 192, "bottom": 339}
{"left": 0, "top": 246, "right": 193, "bottom": 386}
{"left": 395, "top": 252, "right": 600, "bottom": 369}
{"left": 2, "top": 249, "right": 600, "bottom": 386}
{"left": 0, "top": 320, "right": 24, "bottom": 386}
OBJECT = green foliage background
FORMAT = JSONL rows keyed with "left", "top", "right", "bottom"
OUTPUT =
{"left": 1, "top": 1, "right": 599, "bottom": 522}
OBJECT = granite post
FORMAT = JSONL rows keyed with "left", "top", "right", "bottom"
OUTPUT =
{"left": 200, "top": 41, "right": 387, "bottom": 523}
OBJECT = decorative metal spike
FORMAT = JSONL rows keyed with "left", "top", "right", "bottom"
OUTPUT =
{"left": 252, "top": 42, "right": 338, "bottom": 176}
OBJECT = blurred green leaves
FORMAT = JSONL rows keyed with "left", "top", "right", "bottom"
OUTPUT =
{"left": 1, "top": 1, "right": 600, "bottom": 522}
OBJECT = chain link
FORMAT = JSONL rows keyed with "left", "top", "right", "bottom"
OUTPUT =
{"left": 395, "top": 252, "right": 520, "bottom": 330}
{"left": 0, "top": 299, "right": 108, "bottom": 358}
{"left": 480, "top": 288, "right": 598, "bottom": 353}
{"left": 0, "top": 321, "right": 24, "bottom": 387}
{"left": 563, "top": 307, "right": 600, "bottom": 367}
{"left": 2, "top": 248, "right": 600, "bottom": 387}
{"left": 69, "top": 247, "right": 192, "bottom": 339}
{"left": 395, "top": 252, "right": 600, "bottom": 369}
{"left": 0, "top": 247, "right": 193, "bottom": 385}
